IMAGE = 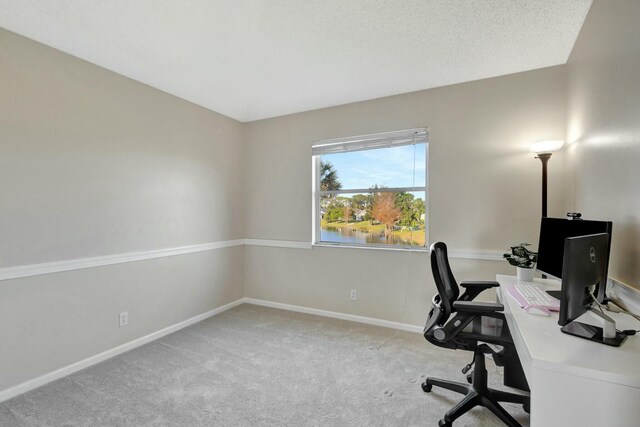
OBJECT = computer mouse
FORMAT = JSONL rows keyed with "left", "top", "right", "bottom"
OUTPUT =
{"left": 525, "top": 306, "right": 551, "bottom": 316}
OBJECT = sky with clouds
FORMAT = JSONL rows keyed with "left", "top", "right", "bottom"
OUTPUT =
{"left": 322, "top": 144, "right": 426, "bottom": 190}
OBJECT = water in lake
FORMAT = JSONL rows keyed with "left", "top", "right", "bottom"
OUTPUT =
{"left": 320, "top": 226, "right": 420, "bottom": 246}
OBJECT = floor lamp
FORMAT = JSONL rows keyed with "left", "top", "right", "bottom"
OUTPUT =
{"left": 531, "top": 140, "right": 564, "bottom": 217}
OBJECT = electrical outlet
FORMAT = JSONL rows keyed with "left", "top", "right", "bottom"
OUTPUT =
{"left": 119, "top": 311, "right": 129, "bottom": 327}
{"left": 350, "top": 289, "right": 357, "bottom": 301}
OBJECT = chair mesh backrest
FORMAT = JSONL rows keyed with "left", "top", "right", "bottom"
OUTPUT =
{"left": 430, "top": 242, "right": 460, "bottom": 319}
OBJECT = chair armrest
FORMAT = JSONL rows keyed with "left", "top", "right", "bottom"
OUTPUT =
{"left": 458, "top": 281, "right": 500, "bottom": 302}
{"left": 453, "top": 301, "right": 504, "bottom": 313}
{"left": 460, "top": 281, "right": 499, "bottom": 289}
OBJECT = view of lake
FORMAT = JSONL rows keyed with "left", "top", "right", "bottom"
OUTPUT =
{"left": 321, "top": 226, "right": 421, "bottom": 246}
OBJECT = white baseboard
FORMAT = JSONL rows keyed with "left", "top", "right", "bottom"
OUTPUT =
{"left": 0, "top": 297, "right": 422, "bottom": 403}
{"left": 243, "top": 297, "right": 423, "bottom": 333}
{"left": 0, "top": 298, "right": 245, "bottom": 404}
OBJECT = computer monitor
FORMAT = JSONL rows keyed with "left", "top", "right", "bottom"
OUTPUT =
{"left": 537, "top": 217, "right": 612, "bottom": 302}
{"left": 558, "top": 233, "right": 626, "bottom": 347}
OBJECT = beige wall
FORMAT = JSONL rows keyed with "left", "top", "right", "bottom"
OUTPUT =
{"left": 0, "top": 248, "right": 244, "bottom": 392}
{"left": 565, "top": 0, "right": 640, "bottom": 289}
{"left": 0, "top": 29, "right": 244, "bottom": 266}
{"left": 244, "top": 67, "right": 567, "bottom": 325}
{"left": 0, "top": 29, "right": 244, "bottom": 391}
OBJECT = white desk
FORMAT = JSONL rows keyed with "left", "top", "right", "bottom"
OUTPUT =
{"left": 496, "top": 275, "right": 640, "bottom": 427}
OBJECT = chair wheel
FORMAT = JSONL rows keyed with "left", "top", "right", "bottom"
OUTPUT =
{"left": 466, "top": 372, "right": 472, "bottom": 384}
{"left": 438, "top": 419, "right": 452, "bottom": 427}
{"left": 523, "top": 402, "right": 530, "bottom": 414}
{"left": 421, "top": 381, "right": 432, "bottom": 392}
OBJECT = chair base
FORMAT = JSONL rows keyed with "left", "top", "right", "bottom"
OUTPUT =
{"left": 422, "top": 350, "right": 529, "bottom": 426}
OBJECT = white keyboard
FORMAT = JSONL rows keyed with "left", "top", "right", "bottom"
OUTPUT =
{"left": 509, "top": 283, "right": 561, "bottom": 312}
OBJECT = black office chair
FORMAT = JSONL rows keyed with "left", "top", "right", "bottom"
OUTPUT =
{"left": 422, "top": 242, "right": 530, "bottom": 427}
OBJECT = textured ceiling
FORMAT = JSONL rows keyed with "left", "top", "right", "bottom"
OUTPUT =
{"left": 0, "top": 1, "right": 592, "bottom": 122}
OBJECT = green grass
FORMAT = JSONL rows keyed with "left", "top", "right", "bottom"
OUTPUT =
{"left": 391, "top": 229, "right": 426, "bottom": 246}
{"left": 321, "top": 219, "right": 383, "bottom": 233}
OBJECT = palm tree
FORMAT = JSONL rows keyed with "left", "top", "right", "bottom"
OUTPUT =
{"left": 320, "top": 161, "right": 342, "bottom": 191}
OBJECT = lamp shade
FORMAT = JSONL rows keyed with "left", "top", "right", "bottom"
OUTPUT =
{"left": 530, "top": 140, "right": 564, "bottom": 154}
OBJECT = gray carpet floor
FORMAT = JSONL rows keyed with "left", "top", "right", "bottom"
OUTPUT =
{"left": 0, "top": 304, "right": 529, "bottom": 426}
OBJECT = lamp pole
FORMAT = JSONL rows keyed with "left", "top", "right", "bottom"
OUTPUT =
{"left": 536, "top": 153, "right": 552, "bottom": 218}
{"left": 531, "top": 140, "right": 563, "bottom": 218}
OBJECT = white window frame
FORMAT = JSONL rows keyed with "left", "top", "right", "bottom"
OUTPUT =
{"left": 312, "top": 128, "right": 429, "bottom": 251}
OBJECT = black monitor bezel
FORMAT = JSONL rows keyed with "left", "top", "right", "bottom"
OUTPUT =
{"left": 536, "top": 217, "right": 612, "bottom": 302}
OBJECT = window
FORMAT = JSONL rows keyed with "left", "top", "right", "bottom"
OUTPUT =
{"left": 312, "top": 128, "right": 428, "bottom": 249}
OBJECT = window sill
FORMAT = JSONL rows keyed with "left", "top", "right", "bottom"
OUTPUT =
{"left": 312, "top": 243, "right": 429, "bottom": 253}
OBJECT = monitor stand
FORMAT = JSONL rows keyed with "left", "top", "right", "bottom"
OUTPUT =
{"left": 546, "top": 290, "right": 561, "bottom": 300}
{"left": 561, "top": 308, "right": 627, "bottom": 347}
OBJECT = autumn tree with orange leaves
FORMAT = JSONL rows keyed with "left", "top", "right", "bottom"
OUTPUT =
{"left": 371, "top": 192, "right": 401, "bottom": 235}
